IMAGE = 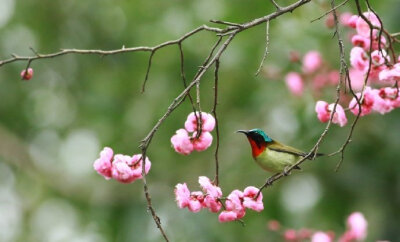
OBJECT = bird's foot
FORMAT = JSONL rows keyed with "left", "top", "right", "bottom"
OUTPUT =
{"left": 266, "top": 177, "right": 274, "bottom": 186}
{"left": 283, "top": 166, "right": 291, "bottom": 176}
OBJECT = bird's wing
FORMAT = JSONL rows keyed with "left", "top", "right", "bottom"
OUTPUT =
{"left": 268, "top": 141, "right": 307, "bottom": 157}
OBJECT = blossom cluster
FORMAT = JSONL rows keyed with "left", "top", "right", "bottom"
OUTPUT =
{"left": 93, "top": 147, "right": 151, "bottom": 184}
{"left": 267, "top": 211, "right": 368, "bottom": 242}
{"left": 174, "top": 176, "right": 264, "bottom": 223}
{"left": 171, "top": 112, "right": 215, "bottom": 155}
{"left": 285, "top": 51, "right": 340, "bottom": 97}
{"left": 314, "top": 11, "right": 400, "bottom": 127}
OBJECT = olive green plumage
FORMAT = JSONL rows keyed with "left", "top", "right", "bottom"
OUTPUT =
{"left": 238, "top": 129, "right": 320, "bottom": 173}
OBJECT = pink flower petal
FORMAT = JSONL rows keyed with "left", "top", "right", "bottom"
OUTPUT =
{"left": 93, "top": 147, "right": 114, "bottom": 180}
{"left": 171, "top": 129, "right": 194, "bottom": 155}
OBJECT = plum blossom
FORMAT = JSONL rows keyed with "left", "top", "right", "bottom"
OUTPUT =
{"left": 172, "top": 112, "right": 215, "bottom": 155}
{"left": 185, "top": 112, "right": 215, "bottom": 132}
{"left": 349, "top": 87, "right": 375, "bottom": 116}
{"left": 187, "top": 191, "right": 205, "bottom": 213}
{"left": 171, "top": 129, "right": 194, "bottom": 155}
{"left": 379, "top": 63, "right": 400, "bottom": 82}
{"left": 348, "top": 68, "right": 366, "bottom": 91}
{"left": 175, "top": 183, "right": 191, "bottom": 209}
{"left": 350, "top": 47, "right": 368, "bottom": 72}
{"left": 312, "top": 231, "right": 332, "bottom": 242}
{"left": 111, "top": 154, "right": 151, "bottom": 183}
{"left": 93, "top": 147, "right": 114, "bottom": 179}
{"left": 219, "top": 190, "right": 246, "bottom": 222}
{"left": 347, "top": 212, "right": 368, "bottom": 240}
{"left": 351, "top": 35, "right": 370, "bottom": 50}
{"left": 345, "top": 14, "right": 358, "bottom": 28}
{"left": 93, "top": 148, "right": 152, "bottom": 183}
{"left": 340, "top": 212, "right": 367, "bottom": 242}
{"left": 302, "top": 51, "right": 323, "bottom": 73}
{"left": 174, "top": 183, "right": 205, "bottom": 213}
{"left": 315, "top": 101, "right": 347, "bottom": 127}
{"left": 372, "top": 87, "right": 400, "bottom": 114}
{"left": 218, "top": 211, "right": 238, "bottom": 222}
{"left": 199, "top": 176, "right": 222, "bottom": 212}
{"left": 267, "top": 220, "right": 281, "bottom": 231}
{"left": 192, "top": 131, "right": 213, "bottom": 152}
{"left": 355, "top": 12, "right": 381, "bottom": 37}
{"left": 20, "top": 68, "right": 33, "bottom": 80}
{"left": 175, "top": 176, "right": 223, "bottom": 214}
{"left": 242, "top": 186, "right": 263, "bottom": 212}
{"left": 284, "top": 229, "right": 297, "bottom": 241}
{"left": 285, "top": 72, "right": 304, "bottom": 96}
{"left": 315, "top": 101, "right": 330, "bottom": 123}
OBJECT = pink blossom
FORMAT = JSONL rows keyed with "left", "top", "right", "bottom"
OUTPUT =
{"left": 371, "top": 50, "right": 387, "bottom": 66}
{"left": 372, "top": 88, "right": 396, "bottom": 114}
{"left": 315, "top": 101, "right": 330, "bottom": 123}
{"left": 20, "top": 68, "right": 33, "bottom": 80}
{"left": 198, "top": 176, "right": 222, "bottom": 212}
{"left": 303, "top": 51, "right": 323, "bottom": 73}
{"left": 93, "top": 147, "right": 114, "bottom": 180}
{"left": 339, "top": 13, "right": 353, "bottom": 27}
{"left": 175, "top": 183, "right": 191, "bottom": 209}
{"left": 328, "top": 70, "right": 340, "bottom": 85}
{"left": 192, "top": 131, "right": 213, "bottom": 152}
{"left": 188, "top": 191, "right": 204, "bottom": 213}
{"left": 111, "top": 154, "right": 151, "bottom": 183}
{"left": 284, "top": 229, "right": 297, "bottom": 241}
{"left": 348, "top": 68, "right": 366, "bottom": 91}
{"left": 371, "top": 35, "right": 386, "bottom": 50}
{"left": 267, "top": 220, "right": 281, "bottom": 231}
{"left": 218, "top": 190, "right": 246, "bottom": 222}
{"left": 285, "top": 72, "right": 304, "bottom": 96}
{"left": 224, "top": 190, "right": 246, "bottom": 219}
{"left": 347, "top": 212, "right": 367, "bottom": 240}
{"left": 312, "top": 74, "right": 328, "bottom": 91}
{"left": 312, "top": 231, "right": 332, "bottom": 242}
{"left": 242, "top": 186, "right": 264, "bottom": 212}
{"left": 351, "top": 35, "right": 370, "bottom": 50}
{"left": 315, "top": 101, "right": 347, "bottom": 126}
{"left": 171, "top": 129, "right": 194, "bottom": 155}
{"left": 345, "top": 15, "right": 358, "bottom": 28}
{"left": 379, "top": 63, "right": 400, "bottom": 82}
{"left": 184, "top": 112, "right": 215, "bottom": 132}
{"left": 325, "top": 13, "right": 335, "bottom": 29}
{"left": 356, "top": 12, "right": 381, "bottom": 37}
{"left": 349, "top": 87, "right": 375, "bottom": 116}
{"left": 350, "top": 47, "right": 368, "bottom": 72}
{"left": 218, "top": 211, "right": 238, "bottom": 222}
{"left": 329, "top": 103, "right": 347, "bottom": 127}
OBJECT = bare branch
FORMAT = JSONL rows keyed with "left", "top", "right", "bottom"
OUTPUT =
{"left": 310, "top": 0, "right": 350, "bottom": 23}
{"left": 212, "top": 59, "right": 220, "bottom": 186}
{"left": 255, "top": 20, "right": 270, "bottom": 76}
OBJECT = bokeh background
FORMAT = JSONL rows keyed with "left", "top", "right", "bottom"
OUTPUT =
{"left": 1, "top": 0, "right": 400, "bottom": 241}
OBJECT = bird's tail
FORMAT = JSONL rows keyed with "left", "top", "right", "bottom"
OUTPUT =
{"left": 306, "top": 152, "right": 324, "bottom": 159}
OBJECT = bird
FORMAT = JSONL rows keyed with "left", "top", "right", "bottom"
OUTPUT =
{"left": 237, "top": 128, "right": 322, "bottom": 179}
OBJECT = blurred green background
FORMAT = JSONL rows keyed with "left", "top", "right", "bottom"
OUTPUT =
{"left": 1, "top": 0, "right": 399, "bottom": 241}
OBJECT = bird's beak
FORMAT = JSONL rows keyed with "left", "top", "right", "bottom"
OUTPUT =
{"left": 236, "top": 130, "right": 249, "bottom": 135}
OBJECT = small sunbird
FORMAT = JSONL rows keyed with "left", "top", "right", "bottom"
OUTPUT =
{"left": 237, "top": 129, "right": 322, "bottom": 175}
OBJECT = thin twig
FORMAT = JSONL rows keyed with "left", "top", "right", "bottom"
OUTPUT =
{"left": 270, "top": 0, "right": 283, "bottom": 11}
{"left": 255, "top": 20, "right": 270, "bottom": 76}
{"left": 212, "top": 59, "right": 220, "bottom": 186}
{"left": 178, "top": 43, "right": 196, "bottom": 110}
{"left": 310, "top": 0, "right": 350, "bottom": 23}
{"left": 210, "top": 20, "right": 242, "bottom": 27}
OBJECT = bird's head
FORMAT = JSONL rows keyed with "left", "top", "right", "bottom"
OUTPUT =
{"left": 237, "top": 128, "right": 272, "bottom": 157}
